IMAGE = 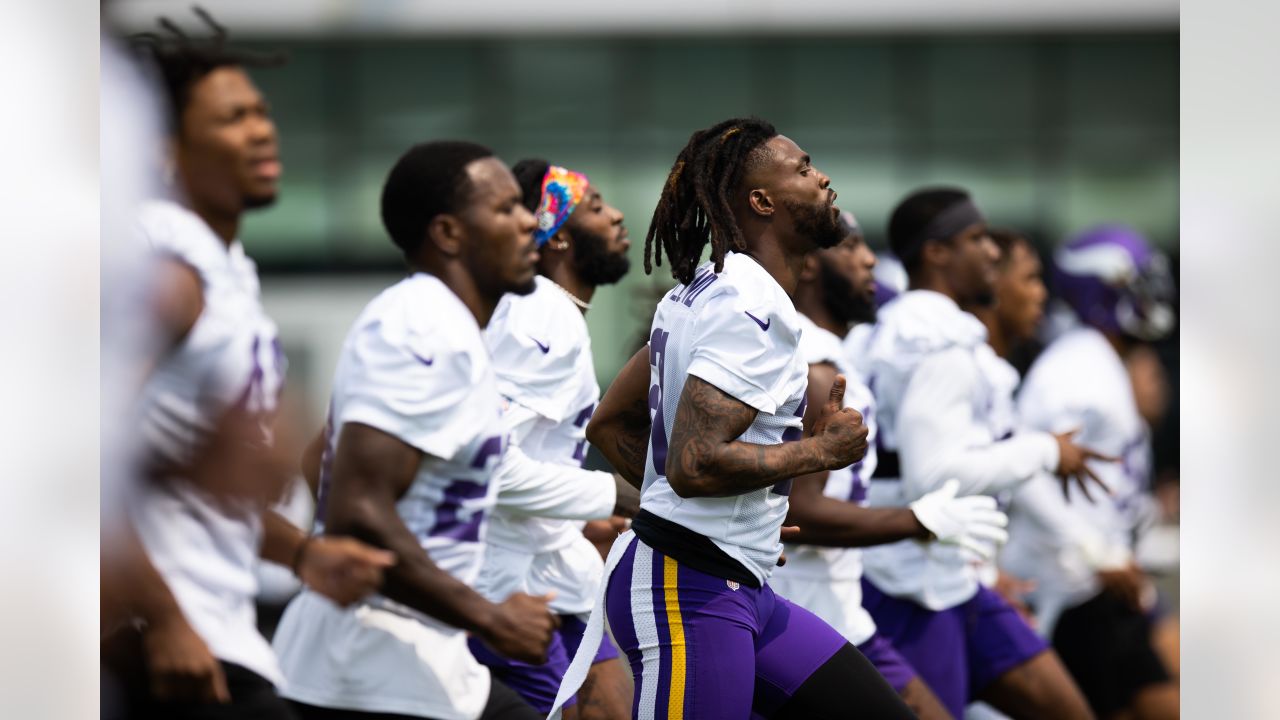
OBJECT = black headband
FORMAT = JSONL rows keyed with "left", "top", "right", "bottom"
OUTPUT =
{"left": 914, "top": 198, "right": 985, "bottom": 247}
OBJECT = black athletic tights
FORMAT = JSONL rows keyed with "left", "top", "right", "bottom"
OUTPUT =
{"left": 771, "top": 642, "right": 918, "bottom": 719}
{"left": 288, "top": 678, "right": 540, "bottom": 720}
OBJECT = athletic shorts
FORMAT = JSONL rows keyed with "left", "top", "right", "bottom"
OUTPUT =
{"left": 1051, "top": 590, "right": 1172, "bottom": 717}
{"left": 604, "top": 535, "right": 847, "bottom": 718}
{"left": 559, "top": 612, "right": 620, "bottom": 665}
{"left": 856, "top": 633, "right": 919, "bottom": 694}
{"left": 468, "top": 632, "right": 575, "bottom": 714}
{"left": 862, "top": 578, "right": 1048, "bottom": 719}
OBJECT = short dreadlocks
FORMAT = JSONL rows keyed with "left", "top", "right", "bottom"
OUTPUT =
{"left": 129, "top": 6, "right": 285, "bottom": 132}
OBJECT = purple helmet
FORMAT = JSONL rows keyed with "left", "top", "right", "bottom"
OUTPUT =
{"left": 1052, "top": 225, "right": 1175, "bottom": 340}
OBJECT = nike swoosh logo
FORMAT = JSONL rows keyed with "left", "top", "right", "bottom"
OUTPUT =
{"left": 744, "top": 311, "right": 771, "bottom": 331}
{"left": 410, "top": 350, "right": 434, "bottom": 366}
{"left": 530, "top": 337, "right": 550, "bottom": 354}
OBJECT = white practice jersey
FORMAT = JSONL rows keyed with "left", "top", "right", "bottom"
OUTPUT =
{"left": 131, "top": 199, "right": 286, "bottom": 686}
{"left": 274, "top": 273, "right": 504, "bottom": 719}
{"left": 478, "top": 276, "right": 612, "bottom": 614}
{"left": 1001, "top": 325, "right": 1151, "bottom": 633}
{"left": 640, "top": 252, "right": 809, "bottom": 585}
{"left": 769, "top": 315, "right": 879, "bottom": 645}
{"left": 860, "top": 290, "right": 1059, "bottom": 611}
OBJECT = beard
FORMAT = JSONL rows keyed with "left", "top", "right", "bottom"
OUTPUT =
{"left": 818, "top": 259, "right": 877, "bottom": 325}
{"left": 969, "top": 288, "right": 996, "bottom": 308}
{"left": 243, "top": 192, "right": 278, "bottom": 211}
{"left": 570, "top": 225, "right": 631, "bottom": 286}
{"left": 785, "top": 198, "right": 844, "bottom": 249}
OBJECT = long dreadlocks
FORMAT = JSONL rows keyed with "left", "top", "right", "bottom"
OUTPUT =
{"left": 129, "top": 6, "right": 286, "bottom": 131}
{"left": 644, "top": 117, "right": 778, "bottom": 285}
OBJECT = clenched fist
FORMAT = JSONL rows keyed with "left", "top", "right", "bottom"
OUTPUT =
{"left": 808, "top": 375, "right": 869, "bottom": 470}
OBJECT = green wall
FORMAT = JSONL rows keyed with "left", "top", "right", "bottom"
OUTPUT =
{"left": 241, "top": 33, "right": 1177, "bottom": 383}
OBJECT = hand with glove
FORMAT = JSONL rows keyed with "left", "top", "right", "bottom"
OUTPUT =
{"left": 909, "top": 479, "right": 1010, "bottom": 561}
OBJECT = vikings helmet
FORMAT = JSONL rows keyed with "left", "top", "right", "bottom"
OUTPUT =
{"left": 1052, "top": 225, "right": 1175, "bottom": 340}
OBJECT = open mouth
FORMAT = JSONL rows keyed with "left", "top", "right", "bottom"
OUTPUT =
{"left": 251, "top": 157, "right": 282, "bottom": 180}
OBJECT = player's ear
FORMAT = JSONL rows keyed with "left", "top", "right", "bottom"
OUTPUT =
{"left": 921, "top": 237, "right": 951, "bottom": 269}
{"left": 426, "top": 214, "right": 464, "bottom": 256}
{"left": 747, "top": 188, "right": 774, "bottom": 218}
{"left": 548, "top": 227, "right": 572, "bottom": 253}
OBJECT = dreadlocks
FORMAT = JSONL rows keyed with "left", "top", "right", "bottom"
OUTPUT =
{"left": 644, "top": 117, "right": 778, "bottom": 285}
{"left": 129, "top": 6, "right": 286, "bottom": 132}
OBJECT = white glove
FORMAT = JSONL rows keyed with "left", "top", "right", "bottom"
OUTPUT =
{"left": 909, "top": 479, "right": 1009, "bottom": 561}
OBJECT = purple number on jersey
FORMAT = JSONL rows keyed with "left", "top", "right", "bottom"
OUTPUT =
{"left": 433, "top": 435, "right": 504, "bottom": 542}
{"left": 648, "top": 328, "right": 671, "bottom": 476}
{"left": 848, "top": 405, "right": 872, "bottom": 503}
{"left": 571, "top": 403, "right": 596, "bottom": 465}
{"left": 772, "top": 396, "right": 809, "bottom": 496}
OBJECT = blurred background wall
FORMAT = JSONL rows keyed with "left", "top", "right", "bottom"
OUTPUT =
{"left": 107, "top": 3, "right": 1178, "bottom": 477}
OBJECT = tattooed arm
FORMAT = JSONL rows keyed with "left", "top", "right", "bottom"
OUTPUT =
{"left": 586, "top": 345, "right": 652, "bottom": 488}
{"left": 666, "top": 373, "right": 869, "bottom": 498}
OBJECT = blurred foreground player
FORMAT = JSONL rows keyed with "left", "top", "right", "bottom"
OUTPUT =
{"left": 272, "top": 142, "right": 559, "bottom": 720}
{"left": 771, "top": 212, "right": 1009, "bottom": 720}
{"left": 558, "top": 118, "right": 914, "bottom": 719}
{"left": 473, "top": 160, "right": 638, "bottom": 719}
{"left": 1001, "top": 226, "right": 1179, "bottom": 719}
{"left": 109, "top": 12, "right": 392, "bottom": 719}
{"left": 859, "top": 188, "right": 1104, "bottom": 720}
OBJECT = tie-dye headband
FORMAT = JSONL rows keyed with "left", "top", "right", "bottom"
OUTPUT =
{"left": 534, "top": 165, "right": 590, "bottom": 246}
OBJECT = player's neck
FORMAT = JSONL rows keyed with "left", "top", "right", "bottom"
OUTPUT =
{"left": 795, "top": 287, "right": 848, "bottom": 339}
{"left": 973, "top": 307, "right": 1010, "bottom": 358}
{"left": 419, "top": 260, "right": 500, "bottom": 328}
{"left": 910, "top": 272, "right": 960, "bottom": 305}
{"left": 540, "top": 255, "right": 595, "bottom": 315}
{"left": 188, "top": 198, "right": 240, "bottom": 247}
{"left": 740, "top": 241, "right": 804, "bottom": 297}
{"left": 1104, "top": 331, "right": 1129, "bottom": 358}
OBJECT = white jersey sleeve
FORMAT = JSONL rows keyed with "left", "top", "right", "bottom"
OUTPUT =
{"left": 336, "top": 314, "right": 481, "bottom": 461}
{"left": 896, "top": 347, "right": 1059, "bottom": 501}
{"left": 491, "top": 444, "right": 616, "bottom": 520}
{"left": 686, "top": 281, "right": 800, "bottom": 414}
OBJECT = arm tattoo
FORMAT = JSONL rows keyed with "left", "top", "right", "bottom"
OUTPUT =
{"left": 667, "top": 376, "right": 833, "bottom": 497}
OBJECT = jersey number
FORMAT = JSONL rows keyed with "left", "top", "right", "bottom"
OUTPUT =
{"left": 771, "top": 396, "right": 809, "bottom": 496}
{"left": 571, "top": 403, "right": 595, "bottom": 465}
{"left": 432, "top": 436, "right": 503, "bottom": 542}
{"left": 648, "top": 328, "right": 670, "bottom": 475}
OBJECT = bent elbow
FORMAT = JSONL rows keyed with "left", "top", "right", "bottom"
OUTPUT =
{"left": 666, "top": 464, "right": 715, "bottom": 498}
{"left": 584, "top": 417, "right": 606, "bottom": 448}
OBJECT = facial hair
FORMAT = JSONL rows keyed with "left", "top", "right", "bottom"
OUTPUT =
{"left": 785, "top": 198, "right": 844, "bottom": 250}
{"left": 569, "top": 225, "right": 631, "bottom": 286}
{"left": 818, "top": 259, "right": 877, "bottom": 325}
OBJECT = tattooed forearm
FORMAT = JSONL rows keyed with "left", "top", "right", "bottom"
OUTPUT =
{"left": 610, "top": 421, "right": 649, "bottom": 489}
{"left": 666, "top": 376, "right": 836, "bottom": 498}
{"left": 588, "top": 346, "right": 654, "bottom": 487}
